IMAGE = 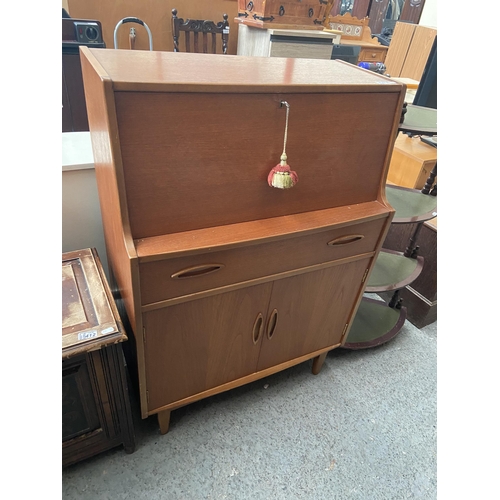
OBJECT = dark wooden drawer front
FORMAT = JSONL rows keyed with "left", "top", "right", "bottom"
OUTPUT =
{"left": 139, "top": 217, "right": 386, "bottom": 304}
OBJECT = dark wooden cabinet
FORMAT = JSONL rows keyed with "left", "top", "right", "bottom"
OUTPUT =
{"left": 62, "top": 357, "right": 100, "bottom": 442}
{"left": 62, "top": 249, "right": 135, "bottom": 467}
{"left": 62, "top": 18, "right": 105, "bottom": 132}
{"left": 80, "top": 48, "right": 404, "bottom": 434}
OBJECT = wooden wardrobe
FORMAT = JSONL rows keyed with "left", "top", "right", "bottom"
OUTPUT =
{"left": 80, "top": 48, "right": 404, "bottom": 433}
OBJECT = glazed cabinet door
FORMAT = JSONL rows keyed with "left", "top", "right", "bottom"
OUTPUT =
{"left": 144, "top": 282, "right": 274, "bottom": 411}
{"left": 256, "top": 257, "right": 372, "bottom": 371}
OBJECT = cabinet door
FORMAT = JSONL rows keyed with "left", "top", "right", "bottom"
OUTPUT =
{"left": 144, "top": 282, "right": 273, "bottom": 411}
{"left": 257, "top": 258, "right": 371, "bottom": 371}
{"left": 62, "top": 355, "right": 100, "bottom": 442}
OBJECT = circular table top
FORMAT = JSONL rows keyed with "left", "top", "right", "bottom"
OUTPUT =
{"left": 399, "top": 104, "right": 437, "bottom": 136}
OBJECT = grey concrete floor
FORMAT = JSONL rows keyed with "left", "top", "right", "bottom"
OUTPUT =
{"left": 62, "top": 316, "right": 437, "bottom": 499}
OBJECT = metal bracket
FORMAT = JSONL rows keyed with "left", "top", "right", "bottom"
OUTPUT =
{"left": 253, "top": 14, "right": 275, "bottom": 22}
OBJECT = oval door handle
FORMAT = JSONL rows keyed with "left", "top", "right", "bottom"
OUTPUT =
{"left": 327, "top": 234, "right": 364, "bottom": 246}
{"left": 252, "top": 313, "right": 264, "bottom": 345}
{"left": 171, "top": 263, "right": 224, "bottom": 279}
{"left": 267, "top": 309, "right": 278, "bottom": 340}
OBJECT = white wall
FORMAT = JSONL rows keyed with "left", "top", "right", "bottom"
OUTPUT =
{"left": 419, "top": 0, "right": 437, "bottom": 28}
{"left": 62, "top": 132, "right": 109, "bottom": 277}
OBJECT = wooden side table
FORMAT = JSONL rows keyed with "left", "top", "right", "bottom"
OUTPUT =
{"left": 343, "top": 108, "right": 437, "bottom": 349}
{"left": 62, "top": 248, "right": 135, "bottom": 467}
{"left": 381, "top": 217, "right": 437, "bottom": 328}
{"left": 387, "top": 132, "right": 437, "bottom": 190}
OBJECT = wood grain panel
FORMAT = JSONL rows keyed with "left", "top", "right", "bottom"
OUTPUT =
{"left": 114, "top": 91, "right": 399, "bottom": 238}
{"left": 80, "top": 51, "right": 140, "bottom": 333}
{"left": 80, "top": 48, "right": 148, "bottom": 415}
{"left": 134, "top": 201, "right": 391, "bottom": 260}
{"left": 386, "top": 132, "right": 437, "bottom": 189}
{"left": 384, "top": 22, "right": 416, "bottom": 78}
{"left": 83, "top": 48, "right": 402, "bottom": 92}
{"left": 139, "top": 218, "right": 385, "bottom": 304}
{"left": 400, "top": 25, "right": 437, "bottom": 81}
{"left": 144, "top": 283, "right": 274, "bottom": 409}
{"left": 257, "top": 257, "right": 371, "bottom": 370}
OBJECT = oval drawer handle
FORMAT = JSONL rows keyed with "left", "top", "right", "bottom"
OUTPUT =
{"left": 267, "top": 309, "right": 278, "bottom": 340}
{"left": 252, "top": 313, "right": 264, "bottom": 345}
{"left": 327, "top": 234, "right": 364, "bottom": 246}
{"left": 171, "top": 264, "right": 224, "bottom": 279}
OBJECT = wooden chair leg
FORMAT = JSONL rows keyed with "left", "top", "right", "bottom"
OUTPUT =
{"left": 312, "top": 352, "right": 327, "bottom": 375}
{"left": 157, "top": 410, "right": 171, "bottom": 435}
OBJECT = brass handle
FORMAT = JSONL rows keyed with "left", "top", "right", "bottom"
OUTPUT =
{"left": 372, "top": 53, "right": 376, "bottom": 57}
{"left": 252, "top": 313, "right": 264, "bottom": 345}
{"left": 327, "top": 234, "right": 364, "bottom": 246}
{"left": 171, "top": 264, "right": 224, "bottom": 279}
{"left": 267, "top": 309, "right": 278, "bottom": 340}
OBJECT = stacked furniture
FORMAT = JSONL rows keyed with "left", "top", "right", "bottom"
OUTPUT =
{"left": 324, "top": 12, "right": 388, "bottom": 65}
{"left": 236, "top": 24, "right": 342, "bottom": 59}
{"left": 80, "top": 48, "right": 405, "bottom": 434}
{"left": 236, "top": 0, "right": 333, "bottom": 30}
{"left": 344, "top": 104, "right": 437, "bottom": 348}
{"left": 62, "top": 248, "right": 135, "bottom": 466}
{"left": 235, "top": 1, "right": 341, "bottom": 60}
{"left": 382, "top": 215, "right": 437, "bottom": 328}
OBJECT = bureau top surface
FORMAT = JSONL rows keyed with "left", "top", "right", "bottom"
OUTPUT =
{"left": 82, "top": 47, "right": 402, "bottom": 93}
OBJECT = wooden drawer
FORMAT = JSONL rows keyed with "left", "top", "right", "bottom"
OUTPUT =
{"left": 359, "top": 47, "right": 387, "bottom": 63}
{"left": 269, "top": 40, "right": 334, "bottom": 60}
{"left": 237, "top": 0, "right": 328, "bottom": 28}
{"left": 139, "top": 217, "right": 386, "bottom": 305}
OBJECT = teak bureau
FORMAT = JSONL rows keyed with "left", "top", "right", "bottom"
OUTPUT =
{"left": 80, "top": 48, "right": 404, "bottom": 434}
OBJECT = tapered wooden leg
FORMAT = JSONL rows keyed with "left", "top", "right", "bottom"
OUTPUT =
{"left": 312, "top": 352, "right": 327, "bottom": 375}
{"left": 157, "top": 410, "right": 171, "bottom": 435}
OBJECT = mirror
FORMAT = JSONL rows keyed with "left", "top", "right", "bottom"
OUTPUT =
{"left": 340, "top": 0, "right": 354, "bottom": 16}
